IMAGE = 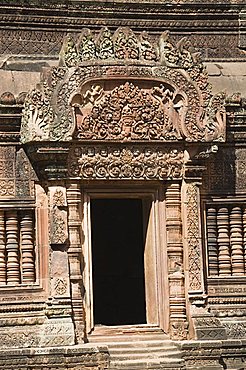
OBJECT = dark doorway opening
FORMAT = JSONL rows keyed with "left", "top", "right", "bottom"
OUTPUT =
{"left": 91, "top": 198, "right": 146, "bottom": 326}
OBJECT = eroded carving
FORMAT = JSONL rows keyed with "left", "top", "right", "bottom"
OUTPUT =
{"left": 50, "top": 187, "right": 68, "bottom": 245}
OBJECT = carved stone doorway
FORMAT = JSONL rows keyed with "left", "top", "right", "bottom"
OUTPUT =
{"left": 83, "top": 189, "right": 167, "bottom": 335}
{"left": 91, "top": 198, "right": 146, "bottom": 326}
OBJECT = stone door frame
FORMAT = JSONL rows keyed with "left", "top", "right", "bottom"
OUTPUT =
{"left": 82, "top": 185, "right": 169, "bottom": 334}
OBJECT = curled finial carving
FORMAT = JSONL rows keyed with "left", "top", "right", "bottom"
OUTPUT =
{"left": 20, "top": 27, "right": 226, "bottom": 144}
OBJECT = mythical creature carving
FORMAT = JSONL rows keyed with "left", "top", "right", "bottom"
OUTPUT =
{"left": 20, "top": 27, "right": 226, "bottom": 144}
{"left": 74, "top": 82, "right": 186, "bottom": 141}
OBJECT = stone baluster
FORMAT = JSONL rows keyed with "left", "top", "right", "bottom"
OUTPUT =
{"left": 217, "top": 207, "right": 231, "bottom": 275}
{"left": 243, "top": 207, "right": 246, "bottom": 273}
{"left": 166, "top": 182, "right": 188, "bottom": 340}
{"left": 67, "top": 182, "right": 85, "bottom": 344}
{"left": 20, "top": 211, "right": 35, "bottom": 283}
{"left": 6, "top": 210, "right": 20, "bottom": 284}
{"left": 0, "top": 211, "right": 6, "bottom": 284}
{"left": 230, "top": 206, "right": 244, "bottom": 275}
{"left": 207, "top": 207, "right": 219, "bottom": 276}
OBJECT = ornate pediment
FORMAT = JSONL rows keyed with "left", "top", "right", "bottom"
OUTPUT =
{"left": 20, "top": 27, "right": 226, "bottom": 145}
{"left": 74, "top": 81, "right": 187, "bottom": 141}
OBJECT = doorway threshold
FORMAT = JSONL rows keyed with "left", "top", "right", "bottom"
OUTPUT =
{"left": 88, "top": 324, "right": 168, "bottom": 342}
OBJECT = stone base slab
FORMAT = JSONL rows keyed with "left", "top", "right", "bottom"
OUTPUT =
{"left": 0, "top": 345, "right": 109, "bottom": 370}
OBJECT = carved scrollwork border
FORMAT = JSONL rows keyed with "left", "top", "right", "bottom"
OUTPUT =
{"left": 68, "top": 145, "right": 185, "bottom": 180}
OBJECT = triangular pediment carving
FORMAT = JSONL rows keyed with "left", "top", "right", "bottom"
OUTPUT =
{"left": 73, "top": 81, "right": 187, "bottom": 141}
{"left": 20, "top": 27, "right": 226, "bottom": 145}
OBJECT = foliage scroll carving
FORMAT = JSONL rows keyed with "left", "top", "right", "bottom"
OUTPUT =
{"left": 68, "top": 145, "right": 184, "bottom": 180}
{"left": 20, "top": 27, "right": 226, "bottom": 144}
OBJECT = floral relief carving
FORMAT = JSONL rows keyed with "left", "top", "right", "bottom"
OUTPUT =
{"left": 49, "top": 187, "right": 68, "bottom": 245}
{"left": 74, "top": 82, "right": 186, "bottom": 141}
{"left": 186, "top": 183, "right": 202, "bottom": 291}
{"left": 20, "top": 27, "right": 226, "bottom": 145}
{"left": 50, "top": 209, "right": 67, "bottom": 245}
{"left": 68, "top": 145, "right": 184, "bottom": 180}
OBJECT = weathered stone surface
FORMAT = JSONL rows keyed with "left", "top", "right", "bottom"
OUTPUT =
{"left": 0, "top": 2, "right": 245, "bottom": 370}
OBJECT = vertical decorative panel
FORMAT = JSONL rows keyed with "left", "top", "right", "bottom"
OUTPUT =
{"left": 217, "top": 207, "right": 231, "bottom": 276}
{"left": 207, "top": 207, "right": 219, "bottom": 276}
{"left": 186, "top": 183, "right": 203, "bottom": 291}
{"left": 230, "top": 206, "right": 244, "bottom": 275}
{"left": 6, "top": 210, "right": 20, "bottom": 284}
{"left": 0, "top": 211, "right": 6, "bottom": 284}
{"left": 20, "top": 211, "right": 35, "bottom": 283}
{"left": 67, "top": 182, "right": 85, "bottom": 344}
{"left": 166, "top": 182, "right": 188, "bottom": 340}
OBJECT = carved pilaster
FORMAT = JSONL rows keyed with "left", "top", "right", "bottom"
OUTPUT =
{"left": 0, "top": 211, "right": 6, "bottom": 284}
{"left": 20, "top": 211, "right": 35, "bottom": 283}
{"left": 166, "top": 182, "right": 188, "bottom": 340}
{"left": 6, "top": 210, "right": 20, "bottom": 284}
{"left": 185, "top": 182, "right": 226, "bottom": 340}
{"left": 185, "top": 182, "right": 204, "bottom": 294}
{"left": 207, "top": 207, "right": 219, "bottom": 276}
{"left": 217, "top": 207, "right": 231, "bottom": 276}
{"left": 67, "top": 182, "right": 85, "bottom": 344}
{"left": 230, "top": 206, "right": 244, "bottom": 276}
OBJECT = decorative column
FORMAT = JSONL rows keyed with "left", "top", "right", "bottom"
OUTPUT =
{"left": 230, "top": 206, "right": 244, "bottom": 275}
{"left": 166, "top": 181, "right": 188, "bottom": 340}
{"left": 0, "top": 211, "right": 6, "bottom": 284}
{"left": 67, "top": 182, "right": 85, "bottom": 344}
{"left": 207, "top": 207, "right": 219, "bottom": 276}
{"left": 20, "top": 211, "right": 35, "bottom": 283}
{"left": 6, "top": 210, "right": 20, "bottom": 284}
{"left": 217, "top": 207, "right": 231, "bottom": 275}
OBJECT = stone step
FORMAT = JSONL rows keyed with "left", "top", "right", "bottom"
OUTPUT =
{"left": 109, "top": 352, "right": 183, "bottom": 361}
{"left": 89, "top": 336, "right": 171, "bottom": 344}
{"left": 108, "top": 345, "right": 179, "bottom": 354}
{"left": 88, "top": 325, "right": 184, "bottom": 370}
{"left": 90, "top": 324, "right": 163, "bottom": 335}
{"left": 110, "top": 357, "right": 185, "bottom": 369}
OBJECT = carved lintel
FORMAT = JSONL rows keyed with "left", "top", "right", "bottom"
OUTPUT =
{"left": 68, "top": 145, "right": 185, "bottom": 180}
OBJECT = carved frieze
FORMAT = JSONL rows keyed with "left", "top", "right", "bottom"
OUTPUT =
{"left": 68, "top": 145, "right": 184, "bottom": 180}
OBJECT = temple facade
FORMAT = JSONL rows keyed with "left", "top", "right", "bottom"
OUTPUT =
{"left": 0, "top": 1, "right": 245, "bottom": 369}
